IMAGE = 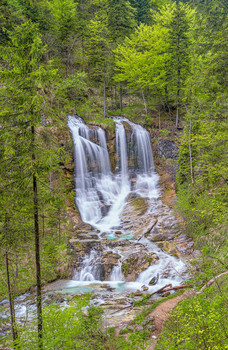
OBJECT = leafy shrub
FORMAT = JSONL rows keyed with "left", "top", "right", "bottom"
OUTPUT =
{"left": 156, "top": 277, "right": 228, "bottom": 349}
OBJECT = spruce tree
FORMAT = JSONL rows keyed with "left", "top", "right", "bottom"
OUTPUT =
{"left": 0, "top": 20, "right": 65, "bottom": 349}
{"left": 129, "top": 0, "right": 152, "bottom": 24}
{"left": 169, "top": 2, "right": 190, "bottom": 127}
{"left": 107, "top": 0, "right": 136, "bottom": 42}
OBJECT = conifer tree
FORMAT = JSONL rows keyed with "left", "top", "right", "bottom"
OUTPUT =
{"left": 107, "top": 0, "right": 136, "bottom": 42}
{"left": 0, "top": 20, "right": 65, "bottom": 349}
{"left": 169, "top": 2, "right": 190, "bottom": 127}
{"left": 129, "top": 0, "right": 152, "bottom": 24}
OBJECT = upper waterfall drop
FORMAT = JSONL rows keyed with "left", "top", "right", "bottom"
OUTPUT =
{"left": 68, "top": 115, "right": 159, "bottom": 234}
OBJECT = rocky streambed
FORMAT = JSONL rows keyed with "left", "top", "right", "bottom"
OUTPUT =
{"left": 0, "top": 116, "right": 196, "bottom": 343}
{"left": 0, "top": 192, "right": 194, "bottom": 339}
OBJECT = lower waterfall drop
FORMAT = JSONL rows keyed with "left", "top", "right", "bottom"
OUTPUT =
{"left": 68, "top": 115, "right": 188, "bottom": 291}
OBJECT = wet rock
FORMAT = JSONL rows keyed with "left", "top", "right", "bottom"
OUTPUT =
{"left": 149, "top": 275, "right": 159, "bottom": 285}
{"left": 151, "top": 233, "right": 168, "bottom": 242}
{"left": 0, "top": 299, "right": 9, "bottom": 306}
{"left": 156, "top": 140, "right": 179, "bottom": 159}
{"left": 142, "top": 285, "right": 149, "bottom": 291}
{"left": 101, "top": 251, "right": 121, "bottom": 280}
{"left": 125, "top": 192, "right": 140, "bottom": 202}
{"left": 176, "top": 240, "right": 194, "bottom": 255}
{"left": 162, "top": 291, "right": 170, "bottom": 297}
{"left": 122, "top": 197, "right": 149, "bottom": 221}
{"left": 159, "top": 241, "right": 179, "bottom": 257}
{"left": 161, "top": 269, "right": 170, "bottom": 278}
{"left": 122, "top": 252, "right": 158, "bottom": 281}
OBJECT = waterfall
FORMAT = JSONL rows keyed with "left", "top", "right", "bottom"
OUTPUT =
{"left": 73, "top": 250, "right": 101, "bottom": 281}
{"left": 68, "top": 116, "right": 118, "bottom": 225}
{"left": 110, "top": 261, "right": 124, "bottom": 281}
{"left": 114, "top": 118, "right": 129, "bottom": 186}
{"left": 66, "top": 116, "right": 187, "bottom": 290}
{"left": 68, "top": 115, "right": 159, "bottom": 233}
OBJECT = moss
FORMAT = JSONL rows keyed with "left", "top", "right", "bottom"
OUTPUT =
{"left": 145, "top": 257, "right": 153, "bottom": 264}
{"left": 122, "top": 263, "right": 130, "bottom": 275}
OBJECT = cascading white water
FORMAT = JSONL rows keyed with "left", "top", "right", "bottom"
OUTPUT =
{"left": 68, "top": 115, "right": 187, "bottom": 288}
{"left": 68, "top": 115, "right": 159, "bottom": 233}
{"left": 3, "top": 116, "right": 188, "bottom": 325}
{"left": 68, "top": 116, "right": 120, "bottom": 226}
{"left": 74, "top": 250, "right": 101, "bottom": 282}
{"left": 114, "top": 118, "right": 129, "bottom": 186}
{"left": 110, "top": 262, "right": 124, "bottom": 281}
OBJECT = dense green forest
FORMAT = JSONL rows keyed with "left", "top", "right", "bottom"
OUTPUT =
{"left": 0, "top": 0, "right": 227, "bottom": 349}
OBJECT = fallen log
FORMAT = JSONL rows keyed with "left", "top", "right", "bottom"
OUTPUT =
{"left": 111, "top": 304, "right": 133, "bottom": 315}
{"left": 149, "top": 284, "right": 172, "bottom": 297}
{"left": 137, "top": 218, "right": 158, "bottom": 241}
{"left": 196, "top": 271, "right": 228, "bottom": 295}
{"left": 161, "top": 284, "right": 193, "bottom": 293}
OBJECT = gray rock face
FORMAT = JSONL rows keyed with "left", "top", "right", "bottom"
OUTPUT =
{"left": 156, "top": 140, "right": 179, "bottom": 159}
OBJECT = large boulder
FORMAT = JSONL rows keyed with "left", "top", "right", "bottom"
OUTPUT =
{"left": 122, "top": 252, "right": 158, "bottom": 281}
{"left": 101, "top": 251, "right": 122, "bottom": 280}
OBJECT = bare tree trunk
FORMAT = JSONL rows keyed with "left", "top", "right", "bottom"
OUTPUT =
{"left": 49, "top": 171, "right": 52, "bottom": 190}
{"left": 159, "top": 108, "right": 161, "bottom": 130}
{"left": 58, "top": 212, "right": 61, "bottom": 244}
{"left": 120, "top": 83, "right": 123, "bottom": 112}
{"left": 196, "top": 271, "right": 228, "bottom": 295}
{"left": 5, "top": 249, "right": 18, "bottom": 347}
{"left": 188, "top": 116, "right": 194, "bottom": 185}
{"left": 82, "top": 38, "right": 85, "bottom": 72}
{"left": 4, "top": 215, "right": 18, "bottom": 348}
{"left": 103, "top": 65, "right": 106, "bottom": 118}
{"left": 42, "top": 214, "right": 45, "bottom": 237}
{"left": 140, "top": 86, "right": 148, "bottom": 116}
{"left": 31, "top": 126, "right": 43, "bottom": 350}
{"left": 176, "top": 32, "right": 180, "bottom": 128}
{"left": 176, "top": 98, "right": 179, "bottom": 128}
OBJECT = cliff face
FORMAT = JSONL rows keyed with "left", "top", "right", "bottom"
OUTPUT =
{"left": 65, "top": 118, "right": 194, "bottom": 284}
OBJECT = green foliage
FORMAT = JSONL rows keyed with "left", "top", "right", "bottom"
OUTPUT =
{"left": 156, "top": 277, "right": 228, "bottom": 349}
{"left": 129, "top": 0, "right": 152, "bottom": 24}
{"left": 107, "top": 0, "right": 137, "bottom": 42}
{"left": 15, "top": 296, "right": 105, "bottom": 349}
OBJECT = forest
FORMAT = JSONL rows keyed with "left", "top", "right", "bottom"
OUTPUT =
{"left": 0, "top": 0, "right": 227, "bottom": 349}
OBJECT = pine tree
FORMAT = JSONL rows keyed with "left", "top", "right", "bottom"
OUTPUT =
{"left": 0, "top": 20, "right": 65, "bottom": 349}
{"left": 129, "top": 0, "right": 152, "bottom": 24}
{"left": 169, "top": 2, "right": 190, "bottom": 127}
{"left": 107, "top": 0, "right": 136, "bottom": 42}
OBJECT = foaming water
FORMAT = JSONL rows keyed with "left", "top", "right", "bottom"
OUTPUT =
{"left": 68, "top": 115, "right": 159, "bottom": 233}
{"left": 68, "top": 115, "right": 187, "bottom": 289}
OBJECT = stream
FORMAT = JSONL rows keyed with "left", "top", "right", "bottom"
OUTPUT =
{"left": 0, "top": 116, "right": 192, "bottom": 335}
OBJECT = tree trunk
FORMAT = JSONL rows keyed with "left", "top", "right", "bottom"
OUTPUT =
{"left": 140, "top": 86, "right": 148, "bottom": 116}
{"left": 58, "top": 212, "right": 61, "bottom": 244}
{"left": 114, "top": 82, "right": 117, "bottom": 108}
{"left": 31, "top": 126, "right": 43, "bottom": 350}
{"left": 188, "top": 116, "right": 194, "bottom": 185}
{"left": 4, "top": 215, "right": 18, "bottom": 348}
{"left": 176, "top": 70, "right": 180, "bottom": 127}
{"left": 42, "top": 214, "right": 45, "bottom": 237}
{"left": 5, "top": 249, "right": 18, "bottom": 347}
{"left": 176, "top": 94, "right": 179, "bottom": 128}
{"left": 82, "top": 38, "right": 85, "bottom": 72}
{"left": 176, "top": 29, "right": 180, "bottom": 128}
{"left": 120, "top": 83, "right": 123, "bottom": 112}
{"left": 159, "top": 108, "right": 161, "bottom": 130}
{"left": 103, "top": 65, "right": 106, "bottom": 118}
